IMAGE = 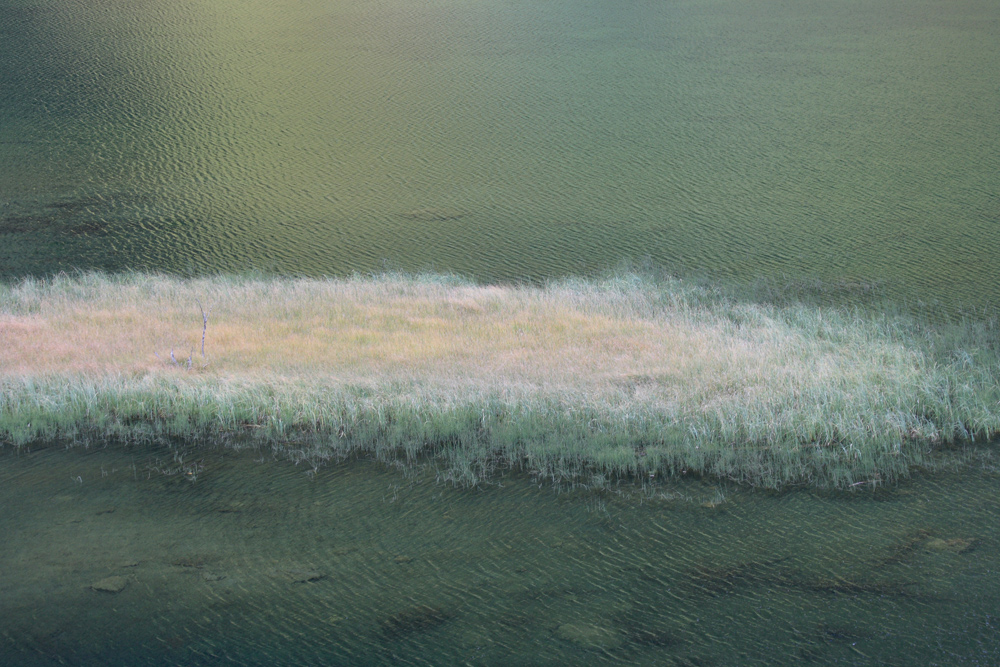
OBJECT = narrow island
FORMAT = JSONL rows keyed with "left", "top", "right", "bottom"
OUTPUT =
{"left": 2, "top": 270, "right": 998, "bottom": 488}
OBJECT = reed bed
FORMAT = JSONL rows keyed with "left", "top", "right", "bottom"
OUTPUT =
{"left": 1, "top": 271, "right": 998, "bottom": 488}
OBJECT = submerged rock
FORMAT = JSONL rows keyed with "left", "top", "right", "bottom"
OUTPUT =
{"left": 380, "top": 605, "right": 450, "bottom": 637}
{"left": 554, "top": 622, "right": 623, "bottom": 649}
{"left": 924, "top": 537, "right": 976, "bottom": 553}
{"left": 171, "top": 555, "right": 216, "bottom": 569}
{"left": 91, "top": 576, "right": 129, "bottom": 594}
{"left": 283, "top": 570, "right": 325, "bottom": 583}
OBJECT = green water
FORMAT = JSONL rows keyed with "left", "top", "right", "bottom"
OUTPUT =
{"left": 1, "top": 443, "right": 998, "bottom": 665}
{"left": 3, "top": 1, "right": 1000, "bottom": 663}
{"left": 1, "top": 0, "right": 999, "bottom": 308}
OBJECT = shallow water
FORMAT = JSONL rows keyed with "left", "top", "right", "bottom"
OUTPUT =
{"left": 2, "top": 0, "right": 999, "bottom": 308}
{"left": 2, "top": 443, "right": 998, "bottom": 665}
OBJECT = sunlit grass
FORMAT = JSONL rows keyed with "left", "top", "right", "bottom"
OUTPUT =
{"left": 2, "top": 270, "right": 998, "bottom": 488}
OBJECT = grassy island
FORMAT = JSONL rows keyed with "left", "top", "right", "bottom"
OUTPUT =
{"left": 1, "top": 271, "right": 998, "bottom": 488}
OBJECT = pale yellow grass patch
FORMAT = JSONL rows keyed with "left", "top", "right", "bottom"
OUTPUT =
{"left": 0, "top": 273, "right": 927, "bottom": 420}
{"left": 2, "top": 283, "right": 695, "bottom": 386}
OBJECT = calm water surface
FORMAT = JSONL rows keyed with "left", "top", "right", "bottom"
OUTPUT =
{"left": 3, "top": 1, "right": 1000, "bottom": 664}
{"left": 1, "top": 444, "right": 998, "bottom": 666}
{"left": 1, "top": 0, "right": 998, "bottom": 307}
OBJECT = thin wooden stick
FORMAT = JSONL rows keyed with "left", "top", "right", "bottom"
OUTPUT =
{"left": 196, "top": 299, "right": 209, "bottom": 359}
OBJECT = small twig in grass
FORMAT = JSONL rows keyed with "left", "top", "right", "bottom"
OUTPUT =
{"left": 195, "top": 298, "right": 210, "bottom": 359}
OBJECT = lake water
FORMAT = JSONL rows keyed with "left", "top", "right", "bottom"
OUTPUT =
{"left": 3, "top": 1, "right": 1000, "bottom": 664}
{"left": 1, "top": 0, "right": 999, "bottom": 308}
{"left": 1, "top": 442, "right": 998, "bottom": 666}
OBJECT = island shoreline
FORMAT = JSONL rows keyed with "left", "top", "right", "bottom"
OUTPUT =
{"left": 2, "top": 270, "right": 998, "bottom": 489}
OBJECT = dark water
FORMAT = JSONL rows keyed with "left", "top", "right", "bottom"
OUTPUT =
{"left": 1, "top": 0, "right": 999, "bottom": 308}
{"left": 1, "top": 443, "right": 998, "bottom": 666}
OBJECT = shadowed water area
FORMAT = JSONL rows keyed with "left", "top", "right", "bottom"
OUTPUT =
{"left": 1, "top": 443, "right": 999, "bottom": 666}
{"left": 1, "top": 0, "right": 999, "bottom": 308}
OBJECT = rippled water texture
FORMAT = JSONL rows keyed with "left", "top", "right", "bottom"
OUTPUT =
{"left": 1, "top": 0, "right": 998, "bottom": 306}
{"left": 1, "top": 444, "right": 998, "bottom": 665}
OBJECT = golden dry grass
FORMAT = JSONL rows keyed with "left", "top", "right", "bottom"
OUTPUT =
{"left": 0, "top": 273, "right": 921, "bottom": 407}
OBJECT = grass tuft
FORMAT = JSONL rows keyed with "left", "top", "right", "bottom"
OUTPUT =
{"left": 1, "top": 270, "right": 998, "bottom": 488}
